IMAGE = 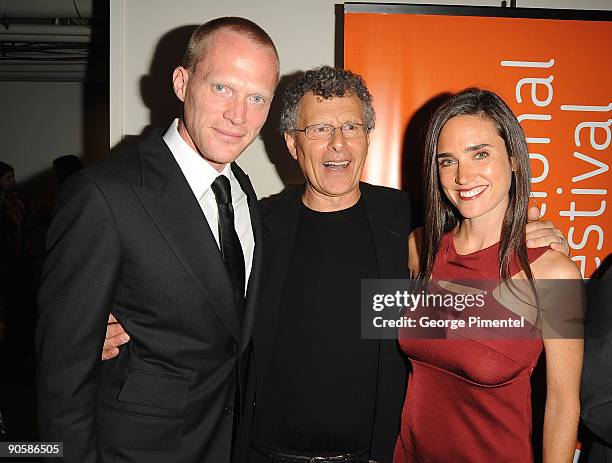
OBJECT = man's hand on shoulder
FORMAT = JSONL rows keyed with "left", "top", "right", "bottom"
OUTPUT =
{"left": 102, "top": 313, "right": 129, "bottom": 360}
{"left": 526, "top": 206, "right": 569, "bottom": 255}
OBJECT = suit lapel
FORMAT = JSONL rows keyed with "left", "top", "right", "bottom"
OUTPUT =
{"left": 361, "top": 182, "right": 412, "bottom": 460}
{"left": 231, "top": 163, "right": 262, "bottom": 353}
{"left": 256, "top": 187, "right": 303, "bottom": 384}
{"left": 132, "top": 133, "right": 241, "bottom": 343}
{"left": 361, "top": 183, "right": 406, "bottom": 279}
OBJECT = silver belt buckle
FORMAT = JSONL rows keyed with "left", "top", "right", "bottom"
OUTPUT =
{"left": 309, "top": 453, "right": 378, "bottom": 463}
{"left": 309, "top": 456, "right": 347, "bottom": 463}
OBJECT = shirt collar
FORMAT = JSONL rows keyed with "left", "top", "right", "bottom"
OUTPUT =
{"left": 163, "top": 118, "right": 234, "bottom": 199}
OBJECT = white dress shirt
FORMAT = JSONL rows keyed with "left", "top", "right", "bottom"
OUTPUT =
{"left": 163, "top": 118, "right": 254, "bottom": 294}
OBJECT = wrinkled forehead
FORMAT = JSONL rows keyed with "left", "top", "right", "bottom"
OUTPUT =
{"left": 297, "top": 91, "right": 364, "bottom": 115}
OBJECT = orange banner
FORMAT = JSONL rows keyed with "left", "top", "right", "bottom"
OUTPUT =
{"left": 345, "top": 5, "right": 611, "bottom": 277}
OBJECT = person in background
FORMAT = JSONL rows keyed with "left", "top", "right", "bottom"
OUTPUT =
{"left": 0, "top": 161, "right": 19, "bottom": 344}
{"left": 0, "top": 161, "right": 33, "bottom": 354}
{"left": 52, "top": 155, "right": 84, "bottom": 185}
{"left": 0, "top": 162, "right": 29, "bottom": 262}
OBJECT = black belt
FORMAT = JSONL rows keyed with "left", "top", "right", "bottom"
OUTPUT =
{"left": 251, "top": 441, "right": 374, "bottom": 463}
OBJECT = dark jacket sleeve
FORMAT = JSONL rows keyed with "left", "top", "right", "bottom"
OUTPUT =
{"left": 36, "top": 170, "right": 122, "bottom": 463}
{"left": 581, "top": 272, "right": 612, "bottom": 450}
{"left": 368, "top": 185, "right": 412, "bottom": 463}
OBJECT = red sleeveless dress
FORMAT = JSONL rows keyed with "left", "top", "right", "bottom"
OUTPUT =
{"left": 394, "top": 233, "right": 549, "bottom": 463}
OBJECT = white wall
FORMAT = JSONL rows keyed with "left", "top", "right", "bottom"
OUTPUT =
{"left": 0, "top": 81, "right": 83, "bottom": 194}
{"left": 110, "top": 0, "right": 611, "bottom": 198}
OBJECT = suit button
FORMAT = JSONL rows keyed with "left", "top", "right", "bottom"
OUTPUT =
{"left": 223, "top": 406, "right": 234, "bottom": 415}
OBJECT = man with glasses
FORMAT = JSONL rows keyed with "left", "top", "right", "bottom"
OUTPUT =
{"left": 246, "top": 65, "right": 411, "bottom": 462}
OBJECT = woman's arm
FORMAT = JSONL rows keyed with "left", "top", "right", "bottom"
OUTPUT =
{"left": 535, "top": 251, "right": 583, "bottom": 463}
{"left": 542, "top": 337, "right": 583, "bottom": 463}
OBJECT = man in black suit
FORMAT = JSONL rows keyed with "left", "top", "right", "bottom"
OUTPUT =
{"left": 245, "top": 66, "right": 411, "bottom": 462}
{"left": 581, "top": 264, "right": 612, "bottom": 462}
{"left": 36, "top": 17, "right": 278, "bottom": 463}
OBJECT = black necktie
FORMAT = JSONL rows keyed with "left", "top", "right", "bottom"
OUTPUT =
{"left": 211, "top": 175, "right": 246, "bottom": 306}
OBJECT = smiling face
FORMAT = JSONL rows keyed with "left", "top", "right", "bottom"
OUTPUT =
{"left": 172, "top": 30, "right": 278, "bottom": 171}
{"left": 284, "top": 92, "right": 369, "bottom": 211}
{"left": 436, "top": 114, "right": 514, "bottom": 224}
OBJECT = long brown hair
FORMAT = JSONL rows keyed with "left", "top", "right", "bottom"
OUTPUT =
{"left": 420, "top": 88, "right": 534, "bottom": 284}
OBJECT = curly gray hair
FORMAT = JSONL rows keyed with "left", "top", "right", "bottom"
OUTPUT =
{"left": 279, "top": 66, "right": 375, "bottom": 134}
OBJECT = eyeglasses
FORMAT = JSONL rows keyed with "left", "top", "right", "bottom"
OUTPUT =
{"left": 294, "top": 122, "right": 370, "bottom": 140}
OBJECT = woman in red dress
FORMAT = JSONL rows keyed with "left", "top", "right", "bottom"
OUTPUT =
{"left": 394, "top": 88, "right": 583, "bottom": 463}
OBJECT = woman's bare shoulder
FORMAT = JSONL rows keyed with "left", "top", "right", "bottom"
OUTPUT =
{"left": 531, "top": 248, "right": 582, "bottom": 280}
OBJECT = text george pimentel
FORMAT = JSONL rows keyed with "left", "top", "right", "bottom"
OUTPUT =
{"left": 373, "top": 316, "right": 526, "bottom": 330}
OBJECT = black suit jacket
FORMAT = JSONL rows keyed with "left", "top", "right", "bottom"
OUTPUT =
{"left": 248, "top": 183, "right": 411, "bottom": 463}
{"left": 581, "top": 269, "right": 612, "bottom": 462}
{"left": 36, "top": 131, "right": 262, "bottom": 463}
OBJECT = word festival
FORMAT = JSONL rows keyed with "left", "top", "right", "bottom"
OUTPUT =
{"left": 501, "top": 58, "right": 609, "bottom": 277}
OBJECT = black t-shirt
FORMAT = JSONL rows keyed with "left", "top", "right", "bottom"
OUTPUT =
{"left": 253, "top": 199, "right": 379, "bottom": 452}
